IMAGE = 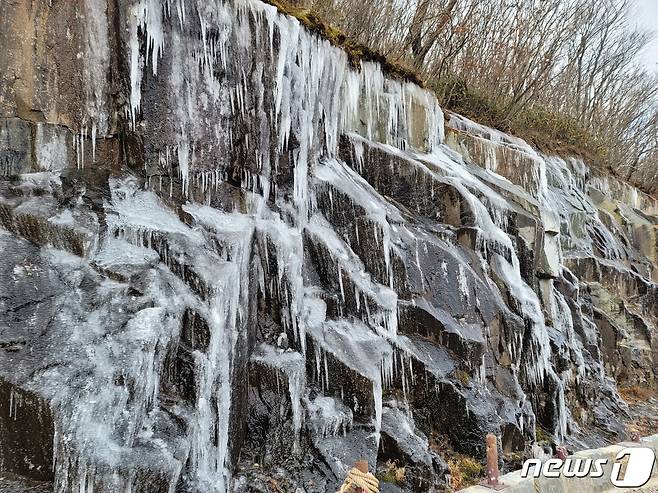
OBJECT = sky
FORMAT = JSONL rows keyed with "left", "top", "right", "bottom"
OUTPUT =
{"left": 636, "top": 0, "right": 658, "bottom": 72}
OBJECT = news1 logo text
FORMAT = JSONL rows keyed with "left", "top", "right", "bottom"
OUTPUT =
{"left": 521, "top": 447, "right": 656, "bottom": 488}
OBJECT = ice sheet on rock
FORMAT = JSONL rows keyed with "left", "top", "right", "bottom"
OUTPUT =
{"left": 548, "top": 285, "right": 591, "bottom": 439}
{"left": 381, "top": 406, "right": 434, "bottom": 468}
{"left": 182, "top": 204, "right": 258, "bottom": 266}
{"left": 395, "top": 334, "right": 456, "bottom": 381}
{"left": 11, "top": 195, "right": 59, "bottom": 218}
{"left": 314, "top": 156, "right": 405, "bottom": 287}
{"left": 189, "top": 200, "right": 255, "bottom": 492}
{"left": 324, "top": 132, "right": 554, "bottom": 392}
{"left": 111, "top": 186, "right": 236, "bottom": 299}
{"left": 109, "top": 179, "right": 204, "bottom": 242}
{"left": 491, "top": 253, "right": 551, "bottom": 386}
{"left": 543, "top": 156, "right": 599, "bottom": 250}
{"left": 92, "top": 237, "right": 160, "bottom": 276}
{"left": 544, "top": 155, "right": 640, "bottom": 264}
{"left": 102, "top": 180, "right": 254, "bottom": 491}
{"left": 251, "top": 344, "right": 305, "bottom": 446}
{"left": 307, "top": 320, "right": 391, "bottom": 388}
{"left": 34, "top": 124, "right": 69, "bottom": 172}
{"left": 417, "top": 142, "right": 550, "bottom": 220}
{"left": 354, "top": 139, "right": 518, "bottom": 251}
{"left": 447, "top": 113, "right": 535, "bottom": 155}
{"left": 300, "top": 292, "right": 328, "bottom": 330}
{"left": 306, "top": 214, "right": 398, "bottom": 336}
{"left": 445, "top": 123, "right": 550, "bottom": 201}
{"left": 182, "top": 204, "right": 255, "bottom": 236}
{"left": 544, "top": 156, "right": 590, "bottom": 201}
{"left": 188, "top": 249, "right": 249, "bottom": 492}
{"left": 314, "top": 157, "right": 404, "bottom": 224}
{"left": 304, "top": 395, "right": 353, "bottom": 438}
{"left": 415, "top": 147, "right": 515, "bottom": 222}
{"left": 443, "top": 148, "right": 548, "bottom": 218}
{"left": 81, "top": 0, "right": 111, "bottom": 143}
{"left": 47, "top": 209, "right": 76, "bottom": 227}
{"left": 380, "top": 146, "right": 554, "bottom": 388}
{"left": 21, "top": 252, "right": 188, "bottom": 492}
{"left": 255, "top": 211, "right": 307, "bottom": 349}
{"left": 406, "top": 298, "right": 484, "bottom": 346}
{"left": 311, "top": 428, "right": 379, "bottom": 484}
{"left": 307, "top": 319, "right": 392, "bottom": 437}
{"left": 1, "top": 173, "right": 62, "bottom": 204}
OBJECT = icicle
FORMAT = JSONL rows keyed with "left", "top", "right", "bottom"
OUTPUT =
{"left": 177, "top": 142, "right": 190, "bottom": 196}
{"left": 373, "top": 377, "right": 382, "bottom": 444}
{"left": 91, "top": 122, "right": 97, "bottom": 162}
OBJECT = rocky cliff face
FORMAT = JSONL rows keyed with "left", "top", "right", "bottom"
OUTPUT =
{"left": 0, "top": 1, "right": 656, "bottom": 492}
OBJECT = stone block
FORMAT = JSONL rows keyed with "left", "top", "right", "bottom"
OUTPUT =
{"left": 538, "top": 232, "right": 562, "bottom": 279}
{"left": 0, "top": 379, "right": 54, "bottom": 482}
{"left": 35, "top": 123, "right": 71, "bottom": 172}
{"left": 0, "top": 117, "right": 32, "bottom": 176}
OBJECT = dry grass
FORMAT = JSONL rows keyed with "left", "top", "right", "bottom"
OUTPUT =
{"left": 447, "top": 455, "right": 484, "bottom": 490}
{"left": 377, "top": 460, "right": 406, "bottom": 485}
{"left": 619, "top": 385, "right": 655, "bottom": 403}
{"left": 619, "top": 385, "right": 658, "bottom": 437}
{"left": 631, "top": 415, "right": 658, "bottom": 437}
{"left": 535, "top": 425, "right": 552, "bottom": 444}
{"left": 430, "top": 433, "right": 483, "bottom": 490}
{"left": 453, "top": 369, "right": 471, "bottom": 387}
{"left": 434, "top": 76, "right": 609, "bottom": 166}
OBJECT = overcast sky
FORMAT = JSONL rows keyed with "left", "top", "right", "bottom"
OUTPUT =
{"left": 636, "top": 0, "right": 658, "bottom": 72}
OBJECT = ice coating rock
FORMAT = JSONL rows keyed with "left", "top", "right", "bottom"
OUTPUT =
{"left": 0, "top": 0, "right": 656, "bottom": 491}
{"left": 304, "top": 395, "right": 353, "bottom": 438}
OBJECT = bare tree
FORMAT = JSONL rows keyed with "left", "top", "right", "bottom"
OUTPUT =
{"left": 301, "top": 0, "right": 658, "bottom": 190}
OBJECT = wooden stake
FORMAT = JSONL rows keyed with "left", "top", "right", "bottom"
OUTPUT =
{"left": 480, "top": 433, "right": 506, "bottom": 489}
{"left": 486, "top": 433, "right": 500, "bottom": 485}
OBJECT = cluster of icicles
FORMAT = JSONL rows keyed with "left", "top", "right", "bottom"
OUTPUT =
{"left": 126, "top": 0, "right": 444, "bottom": 202}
